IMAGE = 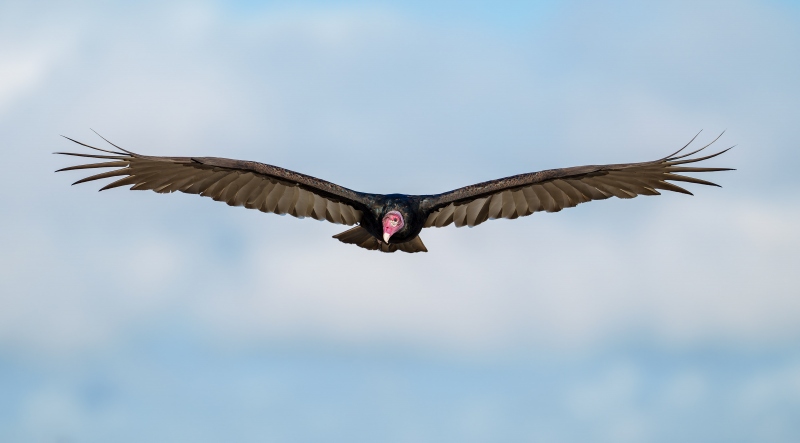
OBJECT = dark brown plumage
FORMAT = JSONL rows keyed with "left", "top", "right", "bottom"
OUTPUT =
{"left": 57, "top": 132, "right": 732, "bottom": 253}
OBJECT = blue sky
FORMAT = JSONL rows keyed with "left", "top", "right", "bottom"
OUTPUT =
{"left": 1, "top": 0, "right": 799, "bottom": 442}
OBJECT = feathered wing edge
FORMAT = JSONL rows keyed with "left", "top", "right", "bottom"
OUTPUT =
{"left": 55, "top": 135, "right": 368, "bottom": 225}
{"left": 421, "top": 133, "right": 734, "bottom": 228}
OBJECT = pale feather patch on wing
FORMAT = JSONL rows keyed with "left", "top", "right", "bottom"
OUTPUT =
{"left": 512, "top": 189, "right": 529, "bottom": 216}
{"left": 292, "top": 188, "right": 314, "bottom": 218}
{"left": 465, "top": 197, "right": 490, "bottom": 227}
{"left": 452, "top": 203, "right": 469, "bottom": 228}
{"left": 500, "top": 190, "right": 517, "bottom": 218}
{"left": 325, "top": 200, "right": 342, "bottom": 223}
{"left": 532, "top": 185, "right": 557, "bottom": 212}
{"left": 276, "top": 185, "right": 299, "bottom": 215}
{"left": 424, "top": 203, "right": 456, "bottom": 228}
{"left": 522, "top": 187, "right": 543, "bottom": 212}
{"left": 311, "top": 194, "right": 329, "bottom": 220}
{"left": 263, "top": 182, "right": 285, "bottom": 212}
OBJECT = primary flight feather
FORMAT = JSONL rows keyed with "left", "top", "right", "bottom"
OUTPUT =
{"left": 57, "top": 132, "right": 732, "bottom": 253}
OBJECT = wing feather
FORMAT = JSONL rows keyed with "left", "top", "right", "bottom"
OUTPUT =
{"left": 532, "top": 185, "right": 557, "bottom": 212}
{"left": 541, "top": 182, "right": 571, "bottom": 210}
{"left": 184, "top": 170, "right": 229, "bottom": 195}
{"left": 293, "top": 189, "right": 313, "bottom": 217}
{"left": 511, "top": 190, "right": 529, "bottom": 216}
{"left": 72, "top": 168, "right": 131, "bottom": 185}
{"left": 420, "top": 135, "right": 732, "bottom": 228}
{"left": 551, "top": 179, "right": 588, "bottom": 204}
{"left": 200, "top": 172, "right": 242, "bottom": 198}
{"left": 57, "top": 161, "right": 130, "bottom": 172}
{"left": 487, "top": 194, "right": 503, "bottom": 219}
{"left": 522, "top": 187, "right": 543, "bottom": 212}
{"left": 312, "top": 194, "right": 328, "bottom": 220}
{"left": 57, "top": 138, "right": 365, "bottom": 225}
{"left": 452, "top": 203, "right": 468, "bottom": 227}
{"left": 99, "top": 175, "right": 142, "bottom": 191}
{"left": 218, "top": 173, "right": 254, "bottom": 204}
{"left": 153, "top": 168, "right": 201, "bottom": 193}
{"left": 246, "top": 182, "right": 273, "bottom": 210}
{"left": 264, "top": 183, "right": 285, "bottom": 212}
{"left": 325, "top": 199, "right": 342, "bottom": 223}
{"left": 565, "top": 179, "right": 610, "bottom": 200}
{"left": 500, "top": 190, "right": 517, "bottom": 218}
{"left": 276, "top": 185, "right": 299, "bottom": 214}
{"left": 340, "top": 203, "right": 358, "bottom": 225}
{"left": 466, "top": 197, "right": 490, "bottom": 227}
{"left": 229, "top": 173, "right": 263, "bottom": 204}
{"left": 437, "top": 204, "right": 456, "bottom": 227}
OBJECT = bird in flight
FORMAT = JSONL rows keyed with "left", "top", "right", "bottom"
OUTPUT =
{"left": 57, "top": 132, "right": 732, "bottom": 253}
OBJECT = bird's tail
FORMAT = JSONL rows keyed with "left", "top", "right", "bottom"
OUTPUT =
{"left": 333, "top": 227, "right": 428, "bottom": 253}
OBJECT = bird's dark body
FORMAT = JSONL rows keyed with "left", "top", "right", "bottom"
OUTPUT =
{"left": 358, "top": 194, "right": 426, "bottom": 244}
{"left": 56, "top": 132, "right": 732, "bottom": 253}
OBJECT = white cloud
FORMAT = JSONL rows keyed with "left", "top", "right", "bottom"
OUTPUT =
{"left": 180, "top": 195, "right": 800, "bottom": 355}
{"left": 0, "top": 49, "right": 57, "bottom": 114}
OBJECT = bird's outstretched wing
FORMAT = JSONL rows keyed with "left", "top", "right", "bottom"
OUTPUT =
{"left": 420, "top": 133, "right": 733, "bottom": 228}
{"left": 56, "top": 135, "right": 368, "bottom": 225}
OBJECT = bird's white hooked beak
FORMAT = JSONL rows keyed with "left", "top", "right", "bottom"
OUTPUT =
{"left": 382, "top": 211, "right": 404, "bottom": 244}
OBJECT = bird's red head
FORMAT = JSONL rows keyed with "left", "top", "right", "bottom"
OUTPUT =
{"left": 382, "top": 211, "right": 404, "bottom": 243}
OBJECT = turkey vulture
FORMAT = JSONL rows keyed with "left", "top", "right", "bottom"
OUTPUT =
{"left": 56, "top": 132, "right": 732, "bottom": 253}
